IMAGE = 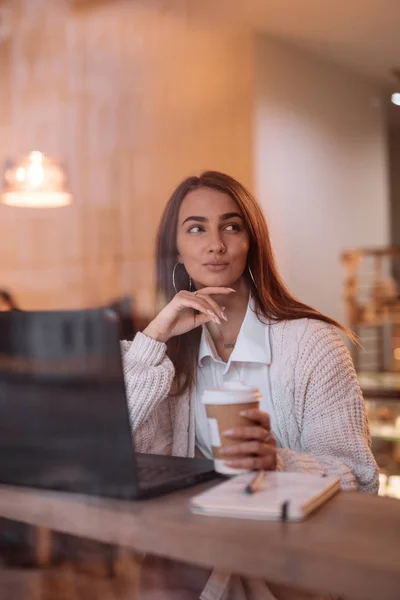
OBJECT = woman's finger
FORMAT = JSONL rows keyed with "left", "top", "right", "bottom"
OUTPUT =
{"left": 196, "top": 287, "right": 236, "bottom": 296}
{"left": 174, "top": 292, "right": 222, "bottom": 324}
{"left": 223, "top": 426, "right": 275, "bottom": 444}
{"left": 225, "top": 455, "right": 276, "bottom": 471}
{"left": 239, "top": 408, "right": 271, "bottom": 430}
{"left": 193, "top": 311, "right": 216, "bottom": 328}
{"left": 220, "top": 440, "right": 275, "bottom": 457}
{"left": 174, "top": 287, "right": 235, "bottom": 323}
{"left": 193, "top": 293, "right": 227, "bottom": 321}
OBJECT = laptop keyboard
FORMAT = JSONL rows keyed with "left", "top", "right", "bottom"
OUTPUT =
{"left": 137, "top": 462, "right": 199, "bottom": 485}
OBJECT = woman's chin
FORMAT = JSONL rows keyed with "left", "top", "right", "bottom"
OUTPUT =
{"left": 195, "top": 274, "right": 239, "bottom": 289}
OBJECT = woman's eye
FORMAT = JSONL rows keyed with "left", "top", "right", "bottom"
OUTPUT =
{"left": 187, "top": 223, "right": 241, "bottom": 233}
{"left": 224, "top": 223, "right": 241, "bottom": 232}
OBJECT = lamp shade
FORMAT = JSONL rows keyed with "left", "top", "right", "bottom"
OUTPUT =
{"left": 1, "top": 151, "right": 72, "bottom": 208}
{"left": 392, "top": 93, "right": 400, "bottom": 106}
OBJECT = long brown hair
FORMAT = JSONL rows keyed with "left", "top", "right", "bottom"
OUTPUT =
{"left": 156, "top": 171, "right": 354, "bottom": 396}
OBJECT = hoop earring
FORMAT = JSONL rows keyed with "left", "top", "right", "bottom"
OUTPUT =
{"left": 248, "top": 265, "right": 257, "bottom": 289}
{"left": 172, "top": 262, "right": 192, "bottom": 294}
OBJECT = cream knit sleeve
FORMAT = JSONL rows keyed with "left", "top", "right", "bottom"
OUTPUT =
{"left": 276, "top": 322, "right": 379, "bottom": 493}
{"left": 120, "top": 332, "right": 175, "bottom": 441}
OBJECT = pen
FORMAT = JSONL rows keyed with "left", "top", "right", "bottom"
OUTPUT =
{"left": 245, "top": 470, "right": 265, "bottom": 494}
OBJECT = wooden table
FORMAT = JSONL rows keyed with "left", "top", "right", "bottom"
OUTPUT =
{"left": 0, "top": 483, "right": 399, "bottom": 600}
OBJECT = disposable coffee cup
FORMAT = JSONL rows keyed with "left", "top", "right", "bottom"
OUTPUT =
{"left": 202, "top": 382, "right": 261, "bottom": 475}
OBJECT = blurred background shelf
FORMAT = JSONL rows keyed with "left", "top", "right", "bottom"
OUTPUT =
{"left": 358, "top": 371, "right": 400, "bottom": 398}
{"left": 357, "top": 371, "right": 400, "bottom": 497}
{"left": 369, "top": 424, "right": 400, "bottom": 442}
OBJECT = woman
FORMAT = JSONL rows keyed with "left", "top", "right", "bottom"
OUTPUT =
{"left": 122, "top": 171, "right": 378, "bottom": 600}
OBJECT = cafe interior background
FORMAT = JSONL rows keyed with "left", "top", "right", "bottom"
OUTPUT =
{"left": 0, "top": 0, "right": 400, "bottom": 529}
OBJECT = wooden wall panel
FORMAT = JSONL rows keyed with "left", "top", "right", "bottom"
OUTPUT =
{"left": 0, "top": 0, "right": 254, "bottom": 316}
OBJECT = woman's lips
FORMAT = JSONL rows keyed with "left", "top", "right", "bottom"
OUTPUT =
{"left": 203, "top": 263, "right": 229, "bottom": 271}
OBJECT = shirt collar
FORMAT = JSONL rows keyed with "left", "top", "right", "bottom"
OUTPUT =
{"left": 198, "top": 297, "right": 271, "bottom": 367}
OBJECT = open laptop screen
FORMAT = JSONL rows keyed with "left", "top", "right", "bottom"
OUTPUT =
{"left": 0, "top": 309, "right": 138, "bottom": 497}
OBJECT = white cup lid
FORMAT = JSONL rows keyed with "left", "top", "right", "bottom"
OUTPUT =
{"left": 202, "top": 381, "right": 261, "bottom": 405}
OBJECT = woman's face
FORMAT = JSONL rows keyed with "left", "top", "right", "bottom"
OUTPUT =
{"left": 176, "top": 187, "right": 250, "bottom": 289}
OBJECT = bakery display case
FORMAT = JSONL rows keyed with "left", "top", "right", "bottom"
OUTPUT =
{"left": 341, "top": 246, "right": 400, "bottom": 371}
{"left": 358, "top": 372, "right": 400, "bottom": 498}
{"left": 341, "top": 247, "right": 400, "bottom": 497}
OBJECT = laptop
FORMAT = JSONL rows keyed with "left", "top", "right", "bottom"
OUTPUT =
{"left": 0, "top": 308, "right": 217, "bottom": 499}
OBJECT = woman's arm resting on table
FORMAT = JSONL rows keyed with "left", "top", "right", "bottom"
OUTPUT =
{"left": 278, "top": 324, "right": 379, "bottom": 493}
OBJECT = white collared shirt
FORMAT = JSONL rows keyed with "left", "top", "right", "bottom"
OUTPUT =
{"left": 195, "top": 298, "right": 278, "bottom": 459}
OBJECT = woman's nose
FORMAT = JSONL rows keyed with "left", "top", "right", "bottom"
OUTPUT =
{"left": 208, "top": 234, "right": 226, "bottom": 253}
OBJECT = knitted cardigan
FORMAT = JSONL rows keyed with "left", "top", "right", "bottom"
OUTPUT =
{"left": 121, "top": 318, "right": 378, "bottom": 494}
{"left": 121, "top": 318, "right": 378, "bottom": 600}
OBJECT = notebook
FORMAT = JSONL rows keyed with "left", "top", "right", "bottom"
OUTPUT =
{"left": 191, "top": 471, "right": 341, "bottom": 522}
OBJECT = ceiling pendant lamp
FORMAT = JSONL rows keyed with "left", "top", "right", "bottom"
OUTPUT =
{"left": 1, "top": 151, "right": 72, "bottom": 208}
{"left": 391, "top": 69, "right": 400, "bottom": 107}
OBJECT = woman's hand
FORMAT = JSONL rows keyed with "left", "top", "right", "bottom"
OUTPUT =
{"left": 143, "top": 287, "right": 235, "bottom": 343}
{"left": 220, "top": 409, "right": 277, "bottom": 471}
